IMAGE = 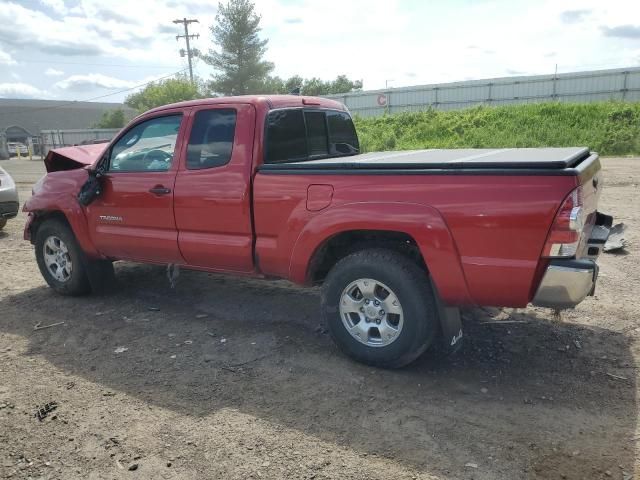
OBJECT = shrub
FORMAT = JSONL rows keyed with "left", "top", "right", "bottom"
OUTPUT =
{"left": 353, "top": 101, "right": 640, "bottom": 156}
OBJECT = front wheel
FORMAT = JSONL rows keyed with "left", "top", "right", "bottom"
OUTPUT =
{"left": 35, "top": 219, "right": 91, "bottom": 295}
{"left": 321, "top": 249, "right": 439, "bottom": 368}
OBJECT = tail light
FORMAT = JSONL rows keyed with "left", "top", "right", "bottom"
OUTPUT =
{"left": 542, "top": 186, "right": 585, "bottom": 258}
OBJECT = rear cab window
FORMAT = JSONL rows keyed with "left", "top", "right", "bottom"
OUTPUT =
{"left": 264, "top": 108, "right": 359, "bottom": 164}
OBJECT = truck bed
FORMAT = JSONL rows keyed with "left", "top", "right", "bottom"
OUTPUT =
{"left": 259, "top": 147, "right": 595, "bottom": 175}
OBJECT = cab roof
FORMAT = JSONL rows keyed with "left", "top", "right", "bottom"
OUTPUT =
{"left": 144, "top": 95, "right": 347, "bottom": 117}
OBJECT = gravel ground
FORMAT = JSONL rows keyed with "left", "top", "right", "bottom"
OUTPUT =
{"left": 0, "top": 156, "right": 638, "bottom": 480}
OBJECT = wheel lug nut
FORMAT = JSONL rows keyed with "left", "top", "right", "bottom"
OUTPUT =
{"left": 374, "top": 300, "right": 380, "bottom": 306}
{"left": 376, "top": 319, "right": 381, "bottom": 325}
{"left": 364, "top": 299, "right": 369, "bottom": 305}
{"left": 380, "top": 310, "right": 385, "bottom": 316}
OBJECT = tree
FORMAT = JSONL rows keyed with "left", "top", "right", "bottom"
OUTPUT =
{"left": 258, "top": 74, "right": 363, "bottom": 95}
{"left": 260, "top": 75, "right": 285, "bottom": 94}
{"left": 125, "top": 76, "right": 202, "bottom": 113}
{"left": 94, "top": 109, "right": 126, "bottom": 128}
{"left": 284, "top": 75, "right": 304, "bottom": 94}
{"left": 300, "top": 77, "right": 327, "bottom": 96}
{"left": 328, "top": 75, "right": 362, "bottom": 95}
{"left": 204, "top": 0, "right": 274, "bottom": 95}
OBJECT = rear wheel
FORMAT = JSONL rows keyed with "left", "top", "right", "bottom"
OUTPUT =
{"left": 35, "top": 219, "right": 91, "bottom": 295}
{"left": 0, "top": 218, "right": 6, "bottom": 230}
{"left": 321, "top": 248, "right": 439, "bottom": 368}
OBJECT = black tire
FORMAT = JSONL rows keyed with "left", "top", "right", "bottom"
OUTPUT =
{"left": 321, "top": 248, "right": 439, "bottom": 368}
{"left": 35, "top": 219, "right": 92, "bottom": 296}
{"left": 0, "top": 218, "right": 6, "bottom": 230}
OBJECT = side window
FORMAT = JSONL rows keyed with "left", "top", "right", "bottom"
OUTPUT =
{"left": 304, "top": 111, "right": 329, "bottom": 157}
{"left": 265, "top": 109, "right": 307, "bottom": 163}
{"left": 327, "top": 111, "right": 359, "bottom": 155}
{"left": 187, "top": 109, "right": 237, "bottom": 169}
{"left": 109, "top": 114, "right": 182, "bottom": 172}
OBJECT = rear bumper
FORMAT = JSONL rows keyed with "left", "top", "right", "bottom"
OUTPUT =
{"left": 532, "top": 259, "right": 598, "bottom": 309}
{"left": 532, "top": 212, "right": 612, "bottom": 309}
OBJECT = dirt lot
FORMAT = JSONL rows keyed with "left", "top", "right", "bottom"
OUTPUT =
{"left": 0, "top": 157, "right": 638, "bottom": 480}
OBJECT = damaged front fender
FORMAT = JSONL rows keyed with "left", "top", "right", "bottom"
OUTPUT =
{"left": 22, "top": 169, "right": 101, "bottom": 259}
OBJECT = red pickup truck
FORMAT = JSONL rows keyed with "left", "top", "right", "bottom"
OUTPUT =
{"left": 23, "top": 95, "right": 611, "bottom": 367}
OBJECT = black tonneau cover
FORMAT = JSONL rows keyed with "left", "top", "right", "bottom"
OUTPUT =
{"left": 264, "top": 147, "right": 591, "bottom": 171}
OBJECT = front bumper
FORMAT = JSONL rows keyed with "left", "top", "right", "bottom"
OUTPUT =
{"left": 0, "top": 201, "right": 19, "bottom": 219}
{"left": 532, "top": 212, "right": 612, "bottom": 309}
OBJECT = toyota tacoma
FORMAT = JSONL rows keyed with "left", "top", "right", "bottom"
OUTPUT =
{"left": 23, "top": 95, "right": 611, "bottom": 367}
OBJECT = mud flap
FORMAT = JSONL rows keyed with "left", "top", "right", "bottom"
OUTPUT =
{"left": 167, "top": 264, "right": 180, "bottom": 288}
{"left": 430, "top": 282, "right": 463, "bottom": 355}
{"left": 85, "top": 258, "right": 116, "bottom": 293}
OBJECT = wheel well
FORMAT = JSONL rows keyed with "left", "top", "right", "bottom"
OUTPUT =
{"left": 29, "top": 211, "right": 70, "bottom": 243}
{"left": 308, "top": 230, "right": 427, "bottom": 284}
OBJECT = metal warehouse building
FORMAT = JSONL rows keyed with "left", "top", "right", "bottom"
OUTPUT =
{"left": 326, "top": 67, "right": 640, "bottom": 117}
{"left": 0, "top": 99, "right": 135, "bottom": 159}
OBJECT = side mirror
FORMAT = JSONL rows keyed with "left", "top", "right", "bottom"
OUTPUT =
{"left": 77, "top": 171, "right": 103, "bottom": 206}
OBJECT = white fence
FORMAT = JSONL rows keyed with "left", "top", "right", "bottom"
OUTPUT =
{"left": 326, "top": 67, "right": 640, "bottom": 117}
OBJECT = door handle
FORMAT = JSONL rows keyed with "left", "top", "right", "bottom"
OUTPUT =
{"left": 149, "top": 185, "right": 171, "bottom": 195}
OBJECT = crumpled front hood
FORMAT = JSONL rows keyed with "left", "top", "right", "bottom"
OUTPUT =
{"left": 44, "top": 143, "right": 108, "bottom": 172}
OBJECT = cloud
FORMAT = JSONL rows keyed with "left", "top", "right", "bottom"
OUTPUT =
{"left": 40, "top": 43, "right": 104, "bottom": 56}
{"left": 0, "top": 3, "right": 105, "bottom": 56}
{"left": 166, "top": 0, "right": 216, "bottom": 14}
{"left": 45, "top": 68, "right": 65, "bottom": 76}
{"left": 95, "top": 7, "right": 139, "bottom": 25}
{"left": 92, "top": 24, "right": 153, "bottom": 47}
{"left": 157, "top": 24, "right": 179, "bottom": 34}
{"left": 559, "top": 9, "right": 592, "bottom": 24}
{"left": 0, "top": 50, "right": 16, "bottom": 65}
{"left": 2, "top": 0, "right": 640, "bottom": 101}
{"left": 38, "top": 0, "right": 68, "bottom": 15}
{"left": 0, "top": 82, "right": 46, "bottom": 99}
{"left": 54, "top": 73, "right": 138, "bottom": 91}
{"left": 601, "top": 24, "right": 640, "bottom": 39}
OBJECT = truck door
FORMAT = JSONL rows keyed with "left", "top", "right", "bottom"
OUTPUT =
{"left": 173, "top": 104, "right": 256, "bottom": 272}
{"left": 86, "top": 112, "right": 186, "bottom": 263}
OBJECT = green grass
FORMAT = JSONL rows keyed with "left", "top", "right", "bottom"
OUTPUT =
{"left": 353, "top": 101, "right": 640, "bottom": 157}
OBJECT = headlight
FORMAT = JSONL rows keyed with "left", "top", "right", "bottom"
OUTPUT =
{"left": 32, "top": 174, "right": 46, "bottom": 195}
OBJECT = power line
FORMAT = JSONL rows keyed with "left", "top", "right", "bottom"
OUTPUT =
{"left": 173, "top": 18, "right": 200, "bottom": 84}
{"left": 15, "top": 59, "right": 184, "bottom": 69}
{"left": 0, "top": 68, "right": 190, "bottom": 118}
{"left": 78, "top": 68, "right": 191, "bottom": 101}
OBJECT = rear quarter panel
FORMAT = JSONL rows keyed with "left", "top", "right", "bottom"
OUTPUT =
{"left": 253, "top": 172, "right": 577, "bottom": 307}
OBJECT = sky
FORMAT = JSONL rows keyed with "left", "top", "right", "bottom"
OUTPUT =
{"left": 0, "top": 0, "right": 639, "bottom": 103}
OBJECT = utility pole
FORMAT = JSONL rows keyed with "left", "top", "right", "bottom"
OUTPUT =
{"left": 173, "top": 18, "right": 199, "bottom": 84}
